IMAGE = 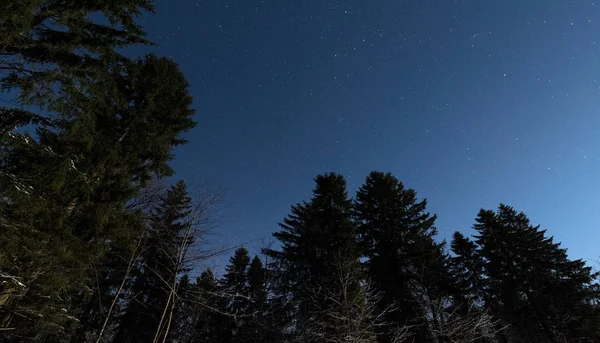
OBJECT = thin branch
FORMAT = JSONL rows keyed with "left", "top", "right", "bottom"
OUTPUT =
{"left": 95, "top": 235, "right": 145, "bottom": 343}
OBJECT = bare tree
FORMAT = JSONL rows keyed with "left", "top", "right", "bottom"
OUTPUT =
{"left": 428, "top": 297, "right": 508, "bottom": 343}
{"left": 149, "top": 180, "right": 228, "bottom": 343}
{"left": 297, "top": 255, "right": 412, "bottom": 343}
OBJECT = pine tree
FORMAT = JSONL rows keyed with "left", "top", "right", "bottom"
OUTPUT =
{"left": 168, "top": 274, "right": 195, "bottom": 343}
{"left": 235, "top": 255, "right": 272, "bottom": 343}
{"left": 247, "top": 256, "right": 268, "bottom": 311}
{"left": 353, "top": 171, "right": 447, "bottom": 342}
{"left": 213, "top": 247, "right": 250, "bottom": 343}
{"left": 265, "top": 173, "right": 370, "bottom": 342}
{"left": 0, "top": 1, "right": 199, "bottom": 341}
{"left": 0, "top": 52, "right": 195, "bottom": 340}
{"left": 431, "top": 231, "right": 503, "bottom": 343}
{"left": 222, "top": 247, "right": 251, "bottom": 317}
{"left": 70, "top": 182, "right": 165, "bottom": 343}
{"left": 474, "top": 204, "right": 600, "bottom": 343}
{"left": 187, "top": 269, "right": 232, "bottom": 343}
{"left": 0, "top": 0, "right": 153, "bottom": 116}
{"left": 68, "top": 243, "right": 143, "bottom": 343}
{"left": 112, "top": 180, "right": 194, "bottom": 343}
{"left": 217, "top": 249, "right": 279, "bottom": 343}
{"left": 449, "top": 231, "right": 486, "bottom": 308}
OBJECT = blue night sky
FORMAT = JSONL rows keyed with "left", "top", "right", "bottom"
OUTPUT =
{"left": 130, "top": 0, "right": 600, "bottom": 264}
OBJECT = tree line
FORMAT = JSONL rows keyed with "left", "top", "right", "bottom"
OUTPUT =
{"left": 1, "top": 1, "right": 599, "bottom": 342}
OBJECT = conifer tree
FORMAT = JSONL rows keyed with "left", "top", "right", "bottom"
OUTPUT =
{"left": 0, "top": 53, "right": 195, "bottom": 340}
{"left": 0, "top": 1, "right": 199, "bottom": 341}
{"left": 449, "top": 231, "right": 486, "bottom": 308}
{"left": 353, "top": 171, "right": 447, "bottom": 342}
{"left": 218, "top": 249, "right": 279, "bottom": 343}
{"left": 168, "top": 274, "right": 194, "bottom": 343}
{"left": 187, "top": 269, "right": 232, "bottom": 343}
{"left": 474, "top": 204, "right": 600, "bottom": 343}
{"left": 235, "top": 255, "right": 274, "bottom": 343}
{"left": 222, "top": 247, "right": 251, "bottom": 317}
{"left": 112, "top": 180, "right": 194, "bottom": 343}
{"left": 265, "top": 173, "right": 368, "bottom": 342}
{"left": 433, "top": 231, "right": 504, "bottom": 343}
{"left": 0, "top": 0, "right": 153, "bottom": 116}
{"left": 71, "top": 180, "right": 166, "bottom": 343}
{"left": 247, "top": 256, "right": 268, "bottom": 311}
{"left": 212, "top": 247, "right": 250, "bottom": 343}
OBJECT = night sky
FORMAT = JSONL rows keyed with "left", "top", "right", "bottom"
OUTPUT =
{"left": 130, "top": 0, "right": 600, "bottom": 264}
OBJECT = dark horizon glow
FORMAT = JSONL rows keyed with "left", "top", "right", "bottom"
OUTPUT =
{"left": 130, "top": 0, "right": 600, "bottom": 265}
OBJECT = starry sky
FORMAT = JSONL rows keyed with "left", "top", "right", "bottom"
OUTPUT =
{"left": 129, "top": 0, "right": 600, "bottom": 264}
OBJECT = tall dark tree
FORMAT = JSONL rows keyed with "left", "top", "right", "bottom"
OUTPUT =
{"left": 70, "top": 180, "right": 166, "bottom": 343}
{"left": 186, "top": 269, "right": 232, "bottom": 343}
{"left": 431, "top": 231, "right": 499, "bottom": 343}
{"left": 449, "top": 231, "right": 486, "bottom": 307}
{"left": 218, "top": 249, "right": 280, "bottom": 343}
{"left": 112, "top": 180, "right": 193, "bottom": 343}
{"left": 222, "top": 247, "right": 251, "bottom": 317}
{"left": 168, "top": 274, "right": 195, "bottom": 343}
{"left": 0, "top": 1, "right": 200, "bottom": 341}
{"left": 474, "top": 204, "right": 600, "bottom": 343}
{"left": 0, "top": 52, "right": 195, "bottom": 340}
{"left": 353, "top": 171, "right": 448, "bottom": 342}
{"left": 265, "top": 173, "right": 367, "bottom": 342}
{"left": 247, "top": 256, "right": 268, "bottom": 310}
{"left": 212, "top": 247, "right": 251, "bottom": 343}
{"left": 235, "top": 255, "right": 273, "bottom": 343}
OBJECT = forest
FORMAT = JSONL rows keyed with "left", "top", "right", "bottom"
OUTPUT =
{"left": 1, "top": 1, "right": 599, "bottom": 343}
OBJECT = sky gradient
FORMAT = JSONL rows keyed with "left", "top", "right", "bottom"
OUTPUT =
{"left": 129, "top": 0, "right": 600, "bottom": 265}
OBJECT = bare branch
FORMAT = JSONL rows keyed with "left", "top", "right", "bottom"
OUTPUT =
{"left": 95, "top": 235, "right": 145, "bottom": 343}
{"left": 296, "top": 255, "right": 412, "bottom": 343}
{"left": 428, "top": 297, "right": 509, "bottom": 343}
